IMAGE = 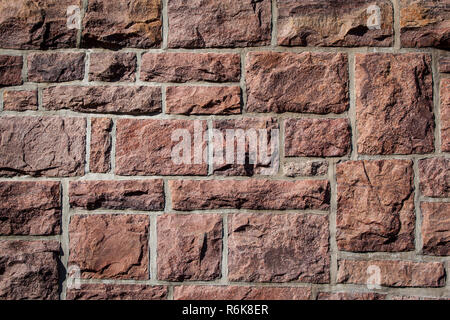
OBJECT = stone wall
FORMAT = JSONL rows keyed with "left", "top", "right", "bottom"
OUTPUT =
{"left": 0, "top": 0, "right": 449, "bottom": 300}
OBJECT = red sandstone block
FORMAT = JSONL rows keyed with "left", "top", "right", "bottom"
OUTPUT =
{"left": 69, "top": 214, "right": 149, "bottom": 280}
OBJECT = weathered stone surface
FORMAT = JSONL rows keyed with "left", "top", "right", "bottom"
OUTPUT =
{"left": 0, "top": 0, "right": 80, "bottom": 49}
{"left": 3, "top": 90, "right": 38, "bottom": 111}
{"left": 168, "top": 0, "right": 271, "bottom": 48}
{"left": 356, "top": 53, "right": 434, "bottom": 155}
{"left": 442, "top": 79, "right": 450, "bottom": 152}
{"left": 337, "top": 260, "right": 446, "bottom": 287}
{"left": 440, "top": 57, "right": 450, "bottom": 73}
{"left": 400, "top": 0, "right": 450, "bottom": 48}
{"left": 212, "top": 118, "right": 279, "bottom": 176}
{"left": 27, "top": 52, "right": 85, "bottom": 83}
{"left": 336, "top": 160, "right": 415, "bottom": 252}
{"left": 392, "top": 295, "right": 450, "bottom": 300}
{"left": 166, "top": 86, "right": 241, "bottom": 115}
{"left": 69, "top": 180, "right": 164, "bottom": 211}
{"left": 284, "top": 161, "right": 329, "bottom": 177}
{"left": 157, "top": 214, "right": 222, "bottom": 281}
{"left": 285, "top": 119, "right": 351, "bottom": 157}
{"left": 278, "top": 0, "right": 394, "bottom": 47}
{"left": 0, "top": 116, "right": 86, "bottom": 177}
{"left": 419, "top": 158, "right": 449, "bottom": 198}
{"left": 89, "top": 52, "right": 137, "bottom": 82}
{"left": 421, "top": 202, "right": 450, "bottom": 256}
{"left": 43, "top": 86, "right": 161, "bottom": 114}
{"left": 69, "top": 214, "right": 149, "bottom": 280}
{"left": 82, "top": 0, "right": 162, "bottom": 49}
{"left": 317, "top": 292, "right": 386, "bottom": 300}
{"left": 115, "top": 119, "right": 208, "bottom": 176}
{"left": 67, "top": 284, "right": 168, "bottom": 300}
{"left": 90, "top": 118, "right": 112, "bottom": 173}
{"left": 0, "top": 240, "right": 60, "bottom": 300}
{"left": 228, "top": 213, "right": 330, "bottom": 283}
{"left": 170, "top": 180, "right": 330, "bottom": 211}
{"left": 174, "top": 286, "right": 311, "bottom": 300}
{"left": 0, "top": 55, "right": 22, "bottom": 86}
{"left": 246, "top": 52, "right": 349, "bottom": 114}
{"left": 319, "top": 292, "right": 386, "bottom": 300}
{"left": 0, "top": 181, "right": 60, "bottom": 236}
{"left": 140, "top": 53, "right": 241, "bottom": 83}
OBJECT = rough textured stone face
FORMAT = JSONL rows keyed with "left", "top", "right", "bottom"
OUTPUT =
{"left": 115, "top": 119, "right": 208, "bottom": 176}
{"left": 69, "top": 214, "right": 149, "bottom": 280}
{"left": 174, "top": 286, "right": 311, "bottom": 300}
{"left": 0, "top": 181, "right": 60, "bottom": 236}
{"left": 168, "top": 0, "right": 271, "bottom": 48}
{"left": 170, "top": 180, "right": 330, "bottom": 211}
{"left": 400, "top": 0, "right": 450, "bottom": 48}
{"left": 140, "top": 53, "right": 241, "bottom": 83}
{"left": 278, "top": 0, "right": 394, "bottom": 47}
{"left": 43, "top": 86, "right": 161, "bottom": 114}
{"left": 90, "top": 118, "right": 112, "bottom": 173}
{"left": 337, "top": 260, "right": 446, "bottom": 287}
{"left": 82, "top": 0, "right": 162, "bottom": 49}
{"left": 166, "top": 86, "right": 241, "bottom": 115}
{"left": 27, "top": 52, "right": 85, "bottom": 83}
{"left": 336, "top": 160, "right": 415, "bottom": 252}
{"left": 317, "top": 292, "right": 386, "bottom": 300}
{"left": 67, "top": 284, "right": 168, "bottom": 300}
{"left": 284, "top": 161, "right": 329, "bottom": 177}
{"left": 285, "top": 119, "right": 351, "bottom": 157}
{"left": 157, "top": 214, "right": 222, "bottom": 281}
{"left": 0, "top": 0, "right": 80, "bottom": 49}
{"left": 246, "top": 52, "right": 349, "bottom": 114}
{"left": 212, "top": 118, "right": 279, "bottom": 176}
{"left": 69, "top": 180, "right": 164, "bottom": 211}
{"left": 419, "top": 158, "right": 450, "bottom": 198}
{"left": 228, "top": 213, "right": 330, "bottom": 283}
{"left": 442, "top": 79, "right": 450, "bottom": 152}
{"left": 356, "top": 53, "right": 434, "bottom": 155}
{"left": 89, "top": 52, "right": 137, "bottom": 82}
{"left": 3, "top": 90, "right": 38, "bottom": 111}
{"left": 0, "top": 116, "right": 86, "bottom": 177}
{"left": 440, "top": 57, "right": 450, "bottom": 73}
{"left": 0, "top": 241, "right": 60, "bottom": 300}
{"left": 421, "top": 202, "right": 450, "bottom": 256}
{"left": 0, "top": 55, "right": 23, "bottom": 87}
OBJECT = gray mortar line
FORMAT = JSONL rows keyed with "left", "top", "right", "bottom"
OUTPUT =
{"left": 78, "top": 0, "right": 88, "bottom": 48}
{"left": 60, "top": 179, "right": 70, "bottom": 300}
{"left": 0, "top": 88, "right": 3, "bottom": 112}
{"left": 393, "top": 0, "right": 401, "bottom": 50}
{"left": 271, "top": 0, "right": 278, "bottom": 47}
{"left": 329, "top": 160, "right": 338, "bottom": 286}
{"left": 162, "top": 0, "right": 169, "bottom": 49}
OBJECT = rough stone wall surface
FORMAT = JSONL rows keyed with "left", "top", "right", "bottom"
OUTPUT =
{"left": 0, "top": 0, "right": 448, "bottom": 301}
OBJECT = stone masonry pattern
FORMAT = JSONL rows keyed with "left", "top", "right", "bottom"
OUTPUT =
{"left": 0, "top": 0, "right": 448, "bottom": 301}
